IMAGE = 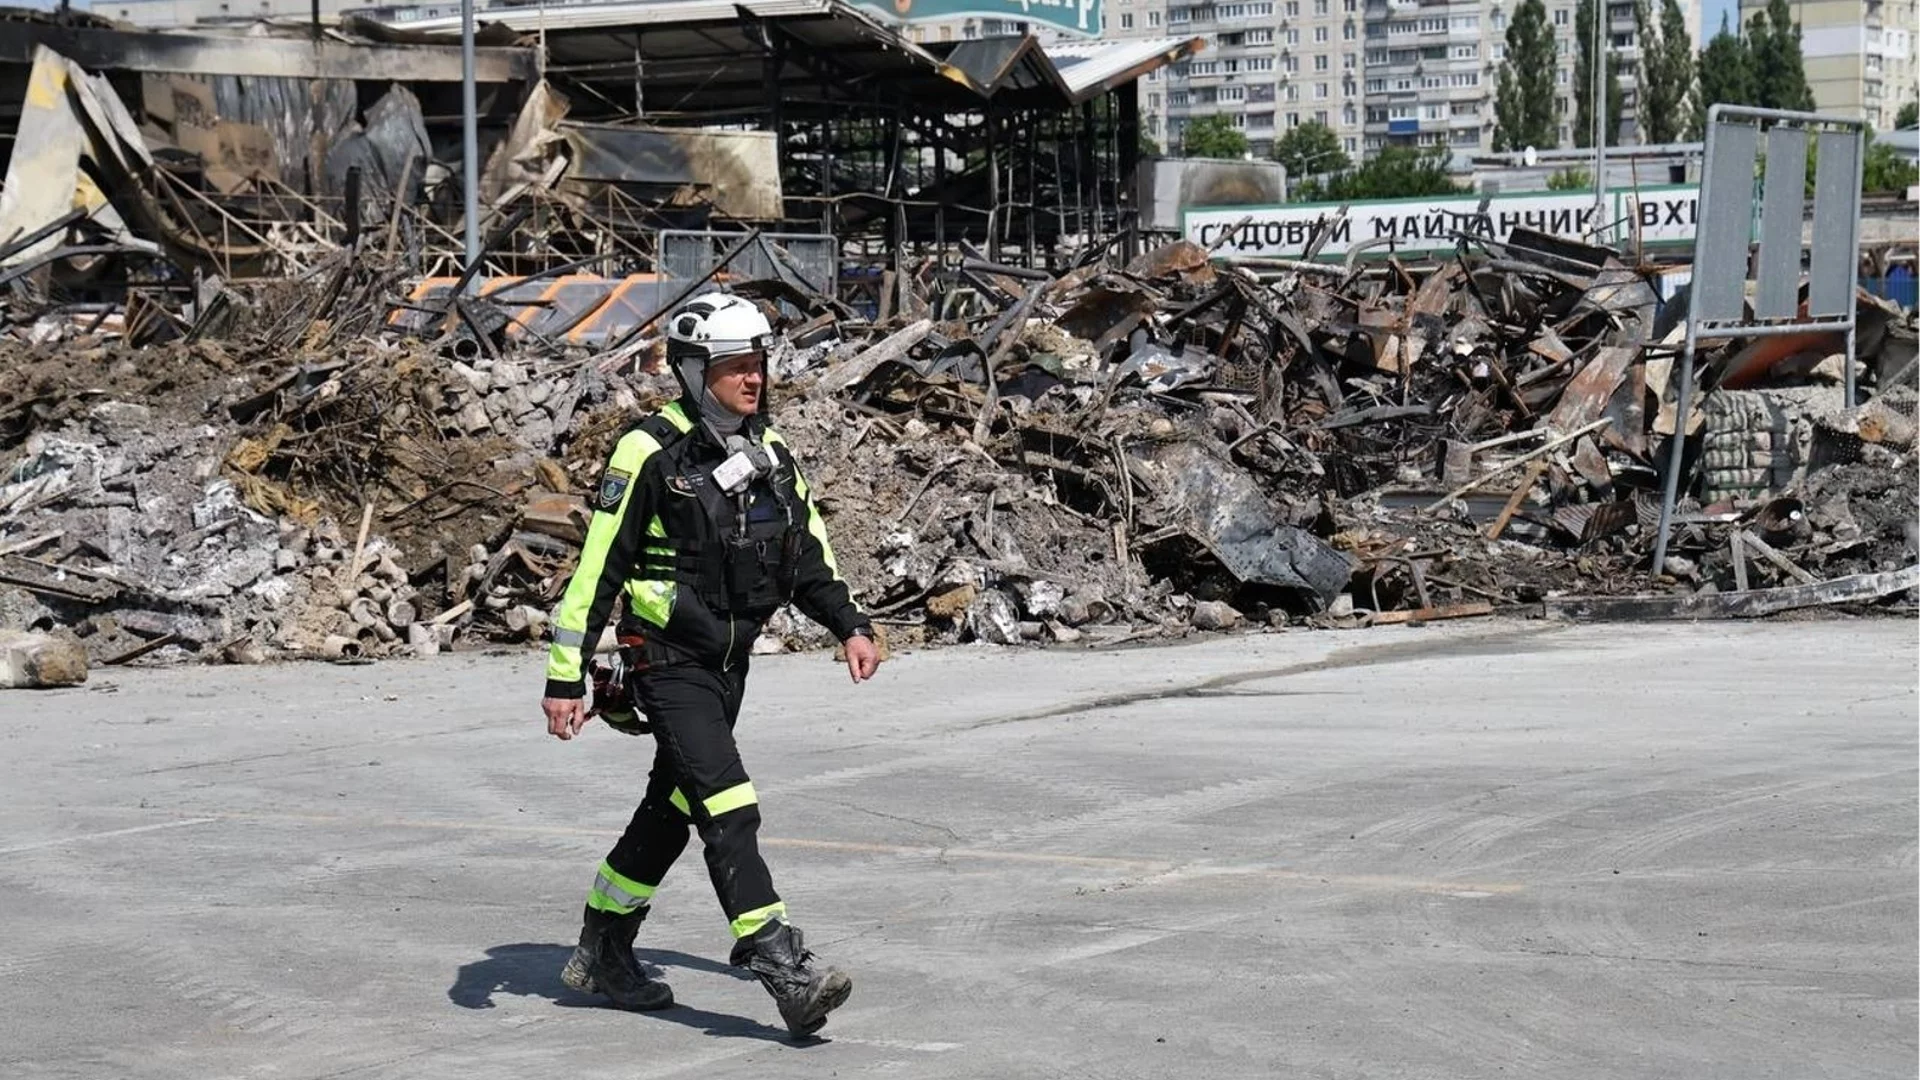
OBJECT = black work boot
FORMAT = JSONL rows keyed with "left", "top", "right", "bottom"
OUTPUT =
{"left": 729, "top": 920, "right": 852, "bottom": 1038}
{"left": 561, "top": 905, "right": 674, "bottom": 1010}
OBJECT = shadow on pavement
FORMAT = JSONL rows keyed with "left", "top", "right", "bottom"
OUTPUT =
{"left": 448, "top": 943, "right": 793, "bottom": 1043}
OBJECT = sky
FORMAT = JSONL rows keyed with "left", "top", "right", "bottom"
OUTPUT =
{"left": 1702, "top": 0, "right": 1736, "bottom": 38}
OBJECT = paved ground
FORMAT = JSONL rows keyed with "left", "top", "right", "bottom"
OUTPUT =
{"left": 0, "top": 618, "right": 1914, "bottom": 1079}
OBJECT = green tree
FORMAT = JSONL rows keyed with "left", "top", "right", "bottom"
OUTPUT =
{"left": 1691, "top": 13, "right": 1756, "bottom": 137}
{"left": 1546, "top": 166, "right": 1591, "bottom": 190}
{"left": 1574, "top": 0, "right": 1624, "bottom": 147}
{"left": 1863, "top": 138, "right": 1919, "bottom": 193}
{"left": 1895, "top": 100, "right": 1918, "bottom": 129}
{"left": 1494, "top": 0, "right": 1560, "bottom": 152}
{"left": 1296, "top": 145, "right": 1461, "bottom": 200}
{"left": 1746, "top": 0, "right": 1814, "bottom": 111}
{"left": 1637, "top": 0, "right": 1695, "bottom": 145}
{"left": 1273, "top": 120, "right": 1350, "bottom": 184}
{"left": 1180, "top": 114, "right": 1249, "bottom": 159}
{"left": 1140, "top": 131, "right": 1162, "bottom": 156}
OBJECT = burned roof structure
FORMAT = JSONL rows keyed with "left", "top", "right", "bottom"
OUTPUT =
{"left": 398, "top": 0, "right": 1202, "bottom": 270}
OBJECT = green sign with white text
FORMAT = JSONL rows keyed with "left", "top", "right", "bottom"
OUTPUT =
{"left": 850, "top": 0, "right": 1102, "bottom": 37}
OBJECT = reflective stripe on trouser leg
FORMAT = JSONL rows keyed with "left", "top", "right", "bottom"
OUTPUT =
{"left": 730, "top": 901, "right": 787, "bottom": 939}
{"left": 587, "top": 859, "right": 657, "bottom": 914}
{"left": 703, "top": 782, "right": 757, "bottom": 818}
{"left": 668, "top": 788, "right": 691, "bottom": 816}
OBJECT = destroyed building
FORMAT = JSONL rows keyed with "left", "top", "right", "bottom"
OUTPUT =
{"left": 0, "top": 1, "right": 1914, "bottom": 676}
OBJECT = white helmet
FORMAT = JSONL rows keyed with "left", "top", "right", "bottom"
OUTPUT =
{"left": 665, "top": 292, "right": 773, "bottom": 364}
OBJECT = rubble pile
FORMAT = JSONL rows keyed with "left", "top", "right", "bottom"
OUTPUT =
{"left": 2, "top": 230, "right": 1915, "bottom": 667}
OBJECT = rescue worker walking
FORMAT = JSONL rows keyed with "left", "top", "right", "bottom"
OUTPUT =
{"left": 540, "top": 292, "right": 881, "bottom": 1038}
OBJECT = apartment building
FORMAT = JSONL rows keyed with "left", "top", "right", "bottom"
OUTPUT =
{"left": 1741, "top": 0, "right": 1918, "bottom": 131}
{"left": 1100, "top": 0, "right": 1363, "bottom": 160}
{"left": 1111, "top": 0, "right": 1699, "bottom": 168}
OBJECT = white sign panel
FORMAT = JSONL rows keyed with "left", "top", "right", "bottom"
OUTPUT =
{"left": 1183, "top": 187, "right": 1702, "bottom": 261}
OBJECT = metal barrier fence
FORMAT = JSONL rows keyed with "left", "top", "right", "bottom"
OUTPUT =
{"left": 658, "top": 230, "right": 837, "bottom": 301}
{"left": 1651, "top": 105, "right": 1867, "bottom": 576}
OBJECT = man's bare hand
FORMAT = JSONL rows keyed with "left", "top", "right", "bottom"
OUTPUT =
{"left": 845, "top": 634, "right": 881, "bottom": 684}
{"left": 544, "top": 696, "right": 589, "bottom": 740}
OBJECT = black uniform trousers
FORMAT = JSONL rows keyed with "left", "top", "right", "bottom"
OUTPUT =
{"left": 599, "top": 647, "right": 785, "bottom": 939}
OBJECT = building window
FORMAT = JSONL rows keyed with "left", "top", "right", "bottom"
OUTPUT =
{"left": 1149, "top": 9, "right": 1162, "bottom": 24}
{"left": 1491, "top": 42, "right": 1506, "bottom": 60}
{"left": 1285, "top": 28, "right": 1299, "bottom": 44}
{"left": 1315, "top": 108, "right": 1329, "bottom": 123}
{"left": 1344, "top": 136, "right": 1357, "bottom": 151}
{"left": 1285, "top": 0, "right": 1298, "bottom": 13}
{"left": 1149, "top": 92, "right": 1161, "bottom": 107}
{"left": 1314, "top": 0, "right": 1327, "bottom": 13}
{"left": 1247, "top": 27, "right": 1273, "bottom": 42}
{"left": 1247, "top": 56, "right": 1276, "bottom": 71}
{"left": 1170, "top": 90, "right": 1190, "bottom": 105}
{"left": 1343, "top": 104, "right": 1357, "bottom": 124}
{"left": 1364, "top": 77, "right": 1384, "bottom": 92}
{"left": 1287, "top": 111, "right": 1301, "bottom": 126}
{"left": 1224, "top": 58, "right": 1240, "bottom": 73}
{"left": 1367, "top": 106, "right": 1387, "bottom": 121}
{"left": 1449, "top": 72, "right": 1478, "bottom": 87}
{"left": 1365, "top": 48, "right": 1387, "bottom": 64}
{"left": 1120, "top": 11, "right": 1133, "bottom": 28}
{"left": 1344, "top": 21, "right": 1356, "bottom": 39}
{"left": 1315, "top": 82, "right": 1328, "bottom": 99}
{"left": 1170, "top": 7, "right": 1190, "bottom": 22}
{"left": 1418, "top": 17, "right": 1445, "bottom": 32}
{"left": 1421, "top": 74, "right": 1442, "bottom": 89}
{"left": 1451, "top": 43, "right": 1477, "bottom": 59}
{"left": 1221, "top": 85, "right": 1247, "bottom": 101}
{"left": 1553, "top": 8, "right": 1567, "bottom": 24}
{"left": 1393, "top": 77, "right": 1412, "bottom": 91}
{"left": 1314, "top": 25, "right": 1328, "bottom": 42}
{"left": 1287, "top": 84, "right": 1300, "bottom": 100}
{"left": 1422, "top": 102, "right": 1444, "bottom": 119}
{"left": 1389, "top": 103, "right": 1414, "bottom": 118}
{"left": 1557, "top": 68, "right": 1569, "bottom": 84}
{"left": 1315, "top": 54, "right": 1329, "bottom": 70}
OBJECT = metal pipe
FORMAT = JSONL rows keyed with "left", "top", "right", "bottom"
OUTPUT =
{"left": 1844, "top": 111, "right": 1867, "bottom": 412}
{"left": 1651, "top": 105, "right": 1723, "bottom": 577}
{"left": 460, "top": 0, "right": 480, "bottom": 284}
{"left": 1591, "top": 0, "right": 1606, "bottom": 243}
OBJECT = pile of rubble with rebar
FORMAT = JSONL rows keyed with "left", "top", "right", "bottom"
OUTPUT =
{"left": 3, "top": 215, "right": 1915, "bottom": 670}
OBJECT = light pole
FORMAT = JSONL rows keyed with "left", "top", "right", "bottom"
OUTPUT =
{"left": 1590, "top": 0, "right": 1607, "bottom": 243}
{"left": 461, "top": 0, "right": 481, "bottom": 285}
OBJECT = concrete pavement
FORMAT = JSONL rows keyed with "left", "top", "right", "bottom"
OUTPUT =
{"left": 0, "top": 618, "right": 1914, "bottom": 1078}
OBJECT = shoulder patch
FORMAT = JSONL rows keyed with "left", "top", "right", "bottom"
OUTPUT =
{"left": 597, "top": 467, "right": 633, "bottom": 511}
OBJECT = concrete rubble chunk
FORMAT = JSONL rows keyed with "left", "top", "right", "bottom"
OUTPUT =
{"left": 0, "top": 632, "right": 89, "bottom": 689}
